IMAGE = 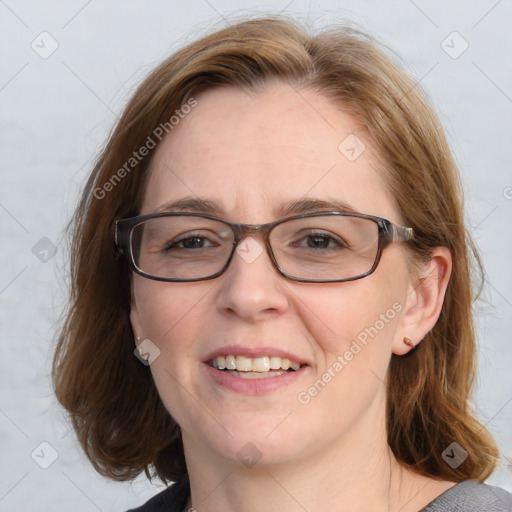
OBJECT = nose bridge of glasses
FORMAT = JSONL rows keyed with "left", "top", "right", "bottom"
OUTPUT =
{"left": 229, "top": 223, "right": 276, "bottom": 269}
{"left": 231, "top": 222, "right": 272, "bottom": 245}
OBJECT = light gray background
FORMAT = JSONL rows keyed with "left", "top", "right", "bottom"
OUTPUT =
{"left": 1, "top": 1, "right": 511, "bottom": 510}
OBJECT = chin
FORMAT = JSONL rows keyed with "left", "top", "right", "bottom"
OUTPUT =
{"left": 196, "top": 411, "right": 311, "bottom": 468}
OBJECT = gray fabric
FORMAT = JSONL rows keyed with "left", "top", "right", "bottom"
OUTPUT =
{"left": 421, "top": 480, "right": 512, "bottom": 511}
{"left": 127, "top": 478, "right": 512, "bottom": 511}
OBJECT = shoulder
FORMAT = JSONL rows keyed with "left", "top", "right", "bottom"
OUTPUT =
{"left": 421, "top": 480, "right": 512, "bottom": 512}
{"left": 125, "top": 477, "right": 190, "bottom": 512}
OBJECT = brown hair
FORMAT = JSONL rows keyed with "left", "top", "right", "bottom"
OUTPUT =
{"left": 53, "top": 16, "right": 498, "bottom": 483}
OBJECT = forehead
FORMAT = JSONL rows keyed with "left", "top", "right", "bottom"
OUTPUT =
{"left": 143, "top": 82, "right": 397, "bottom": 222}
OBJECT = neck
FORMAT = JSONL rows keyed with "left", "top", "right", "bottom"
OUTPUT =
{"left": 182, "top": 415, "right": 452, "bottom": 512}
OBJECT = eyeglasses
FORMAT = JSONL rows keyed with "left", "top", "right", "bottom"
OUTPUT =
{"left": 115, "top": 211, "right": 413, "bottom": 283}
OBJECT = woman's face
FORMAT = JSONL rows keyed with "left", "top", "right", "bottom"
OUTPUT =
{"left": 130, "top": 83, "right": 413, "bottom": 467}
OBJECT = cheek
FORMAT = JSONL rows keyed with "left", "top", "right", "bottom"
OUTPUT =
{"left": 132, "top": 280, "right": 218, "bottom": 425}
{"left": 290, "top": 276, "right": 405, "bottom": 429}
{"left": 132, "top": 279, "right": 217, "bottom": 358}
{"left": 292, "top": 277, "right": 403, "bottom": 362}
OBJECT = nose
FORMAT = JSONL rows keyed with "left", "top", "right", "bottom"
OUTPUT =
{"left": 215, "top": 235, "right": 290, "bottom": 322}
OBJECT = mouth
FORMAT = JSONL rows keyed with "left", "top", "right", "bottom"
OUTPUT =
{"left": 208, "top": 354, "right": 303, "bottom": 379}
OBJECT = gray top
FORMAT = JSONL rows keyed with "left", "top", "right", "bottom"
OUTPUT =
{"left": 421, "top": 480, "right": 512, "bottom": 511}
{"left": 128, "top": 478, "right": 512, "bottom": 511}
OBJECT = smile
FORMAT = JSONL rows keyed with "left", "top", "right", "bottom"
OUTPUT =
{"left": 209, "top": 355, "right": 301, "bottom": 377}
{"left": 203, "top": 346, "right": 309, "bottom": 394}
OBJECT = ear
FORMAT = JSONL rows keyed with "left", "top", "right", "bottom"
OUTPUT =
{"left": 130, "top": 300, "right": 143, "bottom": 348}
{"left": 392, "top": 247, "right": 452, "bottom": 355}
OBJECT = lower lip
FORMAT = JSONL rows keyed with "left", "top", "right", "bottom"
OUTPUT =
{"left": 203, "top": 363, "right": 308, "bottom": 395}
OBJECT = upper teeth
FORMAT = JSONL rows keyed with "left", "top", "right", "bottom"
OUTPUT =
{"left": 212, "top": 355, "right": 301, "bottom": 372}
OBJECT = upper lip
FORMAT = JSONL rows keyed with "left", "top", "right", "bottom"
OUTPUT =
{"left": 203, "top": 345, "right": 309, "bottom": 365}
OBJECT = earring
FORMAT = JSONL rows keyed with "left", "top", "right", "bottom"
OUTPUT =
{"left": 403, "top": 336, "right": 414, "bottom": 348}
{"left": 136, "top": 336, "right": 141, "bottom": 341}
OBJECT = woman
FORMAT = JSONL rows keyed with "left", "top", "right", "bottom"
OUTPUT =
{"left": 53, "top": 17, "right": 512, "bottom": 511}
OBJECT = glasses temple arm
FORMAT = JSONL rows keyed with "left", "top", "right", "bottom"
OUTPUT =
{"left": 389, "top": 224, "right": 414, "bottom": 242}
{"left": 114, "top": 220, "right": 126, "bottom": 255}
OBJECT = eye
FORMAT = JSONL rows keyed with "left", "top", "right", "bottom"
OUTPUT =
{"left": 291, "top": 231, "right": 348, "bottom": 250}
{"left": 307, "top": 234, "right": 336, "bottom": 249}
{"left": 165, "top": 232, "right": 218, "bottom": 250}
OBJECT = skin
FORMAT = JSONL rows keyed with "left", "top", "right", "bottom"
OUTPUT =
{"left": 130, "top": 82, "right": 454, "bottom": 511}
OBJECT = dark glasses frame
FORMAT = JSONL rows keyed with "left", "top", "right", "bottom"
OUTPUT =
{"left": 115, "top": 211, "right": 414, "bottom": 283}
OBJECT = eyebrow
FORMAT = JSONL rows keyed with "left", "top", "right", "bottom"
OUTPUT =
{"left": 277, "top": 198, "right": 359, "bottom": 217}
{"left": 155, "top": 196, "right": 359, "bottom": 218}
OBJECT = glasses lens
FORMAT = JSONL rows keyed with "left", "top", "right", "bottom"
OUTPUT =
{"left": 127, "top": 214, "right": 380, "bottom": 282}
{"left": 131, "top": 216, "right": 234, "bottom": 280}
{"left": 270, "top": 215, "right": 379, "bottom": 281}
